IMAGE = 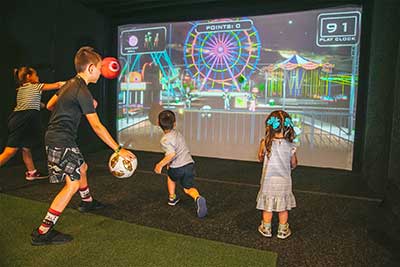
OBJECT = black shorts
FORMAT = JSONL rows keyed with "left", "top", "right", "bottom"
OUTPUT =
{"left": 167, "top": 163, "right": 195, "bottom": 189}
{"left": 6, "top": 110, "right": 41, "bottom": 148}
{"left": 46, "top": 146, "right": 85, "bottom": 183}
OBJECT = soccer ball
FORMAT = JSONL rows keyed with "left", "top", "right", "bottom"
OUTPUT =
{"left": 108, "top": 152, "right": 137, "bottom": 178}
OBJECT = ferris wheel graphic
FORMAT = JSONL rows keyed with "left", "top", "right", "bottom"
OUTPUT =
{"left": 183, "top": 18, "right": 261, "bottom": 91}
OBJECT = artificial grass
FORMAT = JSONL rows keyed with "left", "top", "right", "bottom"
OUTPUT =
{"left": 0, "top": 193, "right": 276, "bottom": 267}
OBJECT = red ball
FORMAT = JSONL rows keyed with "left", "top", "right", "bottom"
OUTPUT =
{"left": 101, "top": 57, "right": 121, "bottom": 79}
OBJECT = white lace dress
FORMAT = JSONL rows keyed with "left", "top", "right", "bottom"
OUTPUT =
{"left": 256, "top": 139, "right": 296, "bottom": 212}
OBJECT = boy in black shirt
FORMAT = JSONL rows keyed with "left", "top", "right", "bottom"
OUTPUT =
{"left": 31, "top": 47, "right": 135, "bottom": 246}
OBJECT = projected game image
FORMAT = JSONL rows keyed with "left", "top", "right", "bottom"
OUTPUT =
{"left": 117, "top": 6, "right": 362, "bottom": 170}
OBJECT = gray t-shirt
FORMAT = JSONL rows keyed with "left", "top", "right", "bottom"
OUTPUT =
{"left": 160, "top": 129, "right": 194, "bottom": 168}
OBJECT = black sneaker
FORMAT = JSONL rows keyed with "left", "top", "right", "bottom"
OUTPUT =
{"left": 168, "top": 197, "right": 180, "bottom": 206}
{"left": 31, "top": 228, "right": 73, "bottom": 246}
{"left": 78, "top": 199, "right": 105, "bottom": 212}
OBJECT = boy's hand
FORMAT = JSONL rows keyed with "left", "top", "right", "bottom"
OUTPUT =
{"left": 154, "top": 163, "right": 163, "bottom": 174}
{"left": 93, "top": 99, "right": 98, "bottom": 109}
{"left": 119, "top": 148, "right": 136, "bottom": 161}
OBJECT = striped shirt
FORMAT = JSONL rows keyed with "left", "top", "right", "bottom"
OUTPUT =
{"left": 14, "top": 83, "right": 44, "bottom": 111}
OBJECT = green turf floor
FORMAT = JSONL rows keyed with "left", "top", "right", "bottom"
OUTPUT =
{"left": 0, "top": 193, "right": 276, "bottom": 267}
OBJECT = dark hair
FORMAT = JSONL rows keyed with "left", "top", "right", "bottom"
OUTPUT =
{"left": 14, "top": 66, "right": 36, "bottom": 87}
{"left": 74, "top": 46, "right": 102, "bottom": 73}
{"left": 264, "top": 110, "right": 296, "bottom": 159}
{"left": 158, "top": 110, "right": 176, "bottom": 131}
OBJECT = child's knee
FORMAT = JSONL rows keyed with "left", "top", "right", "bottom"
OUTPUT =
{"left": 65, "top": 178, "right": 80, "bottom": 193}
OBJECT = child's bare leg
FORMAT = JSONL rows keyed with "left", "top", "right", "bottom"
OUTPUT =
{"left": 49, "top": 175, "right": 80, "bottom": 212}
{"left": 0, "top": 147, "right": 18, "bottom": 166}
{"left": 183, "top": 187, "right": 200, "bottom": 200}
{"left": 78, "top": 163, "right": 88, "bottom": 188}
{"left": 22, "top": 147, "right": 35, "bottom": 171}
{"left": 278, "top": 210, "right": 288, "bottom": 225}
{"left": 78, "top": 163, "right": 93, "bottom": 202}
{"left": 259, "top": 210, "right": 273, "bottom": 237}
{"left": 262, "top": 210, "right": 273, "bottom": 223}
{"left": 167, "top": 176, "right": 176, "bottom": 198}
{"left": 277, "top": 210, "right": 291, "bottom": 239}
{"left": 76, "top": 163, "right": 104, "bottom": 212}
{"left": 36, "top": 175, "right": 79, "bottom": 236}
{"left": 166, "top": 176, "right": 180, "bottom": 206}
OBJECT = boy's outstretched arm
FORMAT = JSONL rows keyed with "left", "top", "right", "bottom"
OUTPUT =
{"left": 85, "top": 113, "right": 135, "bottom": 160}
{"left": 154, "top": 153, "right": 176, "bottom": 174}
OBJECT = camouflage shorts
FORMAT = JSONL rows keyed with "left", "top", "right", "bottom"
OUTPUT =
{"left": 46, "top": 146, "right": 85, "bottom": 183}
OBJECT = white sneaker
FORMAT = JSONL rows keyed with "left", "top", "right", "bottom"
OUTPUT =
{"left": 258, "top": 222, "right": 272, "bottom": 237}
{"left": 25, "top": 170, "right": 48, "bottom": 181}
{"left": 277, "top": 223, "right": 291, "bottom": 239}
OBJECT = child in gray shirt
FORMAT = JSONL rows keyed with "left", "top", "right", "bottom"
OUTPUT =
{"left": 154, "top": 110, "right": 207, "bottom": 218}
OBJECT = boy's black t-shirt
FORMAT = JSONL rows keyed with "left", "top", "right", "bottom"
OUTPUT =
{"left": 45, "top": 75, "right": 96, "bottom": 147}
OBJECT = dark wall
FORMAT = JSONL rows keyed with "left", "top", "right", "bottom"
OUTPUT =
{"left": 362, "top": 0, "right": 399, "bottom": 192}
{"left": 383, "top": 40, "right": 400, "bottom": 244}
{"left": 359, "top": 0, "right": 400, "bottom": 239}
{"left": 359, "top": 0, "right": 400, "bottom": 241}
{"left": 0, "top": 0, "right": 111, "bottom": 165}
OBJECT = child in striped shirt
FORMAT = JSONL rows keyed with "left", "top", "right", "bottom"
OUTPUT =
{"left": 0, "top": 66, "right": 64, "bottom": 180}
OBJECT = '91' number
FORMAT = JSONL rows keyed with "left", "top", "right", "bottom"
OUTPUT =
{"left": 326, "top": 22, "right": 348, "bottom": 33}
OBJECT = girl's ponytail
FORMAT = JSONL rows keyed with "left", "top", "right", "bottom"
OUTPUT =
{"left": 14, "top": 68, "right": 20, "bottom": 87}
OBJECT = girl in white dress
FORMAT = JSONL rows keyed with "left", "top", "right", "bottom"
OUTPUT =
{"left": 256, "top": 110, "right": 298, "bottom": 239}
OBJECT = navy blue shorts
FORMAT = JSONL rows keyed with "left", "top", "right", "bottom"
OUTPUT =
{"left": 167, "top": 163, "right": 195, "bottom": 189}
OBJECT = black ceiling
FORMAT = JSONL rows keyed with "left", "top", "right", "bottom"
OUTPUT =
{"left": 75, "top": 0, "right": 361, "bottom": 21}
{"left": 76, "top": 0, "right": 233, "bottom": 17}
{"left": 75, "top": 0, "right": 318, "bottom": 19}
